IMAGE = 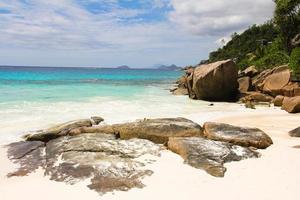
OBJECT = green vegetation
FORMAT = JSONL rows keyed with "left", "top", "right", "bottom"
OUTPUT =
{"left": 208, "top": 0, "right": 300, "bottom": 76}
{"left": 290, "top": 47, "right": 300, "bottom": 77}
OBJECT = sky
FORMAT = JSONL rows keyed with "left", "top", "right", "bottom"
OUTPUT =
{"left": 0, "top": 0, "right": 275, "bottom": 68}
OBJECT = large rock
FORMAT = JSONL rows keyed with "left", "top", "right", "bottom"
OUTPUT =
{"left": 69, "top": 118, "right": 203, "bottom": 144}
{"left": 203, "top": 122, "right": 273, "bottom": 149}
{"left": 25, "top": 117, "right": 104, "bottom": 142}
{"left": 186, "top": 73, "right": 196, "bottom": 99}
{"left": 192, "top": 59, "right": 238, "bottom": 101}
{"left": 282, "top": 96, "right": 300, "bottom": 113}
{"left": 238, "top": 76, "right": 252, "bottom": 93}
{"left": 289, "top": 127, "right": 300, "bottom": 137}
{"left": 7, "top": 134, "right": 161, "bottom": 194}
{"left": 252, "top": 65, "right": 289, "bottom": 91}
{"left": 168, "top": 137, "right": 259, "bottom": 177}
{"left": 273, "top": 95, "right": 285, "bottom": 107}
{"left": 262, "top": 67, "right": 290, "bottom": 96}
{"left": 282, "top": 82, "right": 300, "bottom": 97}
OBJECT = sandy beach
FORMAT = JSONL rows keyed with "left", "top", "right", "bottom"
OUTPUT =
{"left": 1, "top": 107, "right": 300, "bottom": 200}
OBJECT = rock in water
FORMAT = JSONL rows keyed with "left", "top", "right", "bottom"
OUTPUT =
{"left": 25, "top": 117, "right": 104, "bottom": 142}
{"left": 203, "top": 122, "right": 273, "bottom": 149}
{"left": 192, "top": 59, "right": 238, "bottom": 101}
{"left": 168, "top": 137, "right": 259, "bottom": 177}
{"left": 7, "top": 134, "right": 162, "bottom": 194}
{"left": 282, "top": 96, "right": 300, "bottom": 113}
{"left": 69, "top": 118, "right": 203, "bottom": 144}
{"left": 289, "top": 127, "right": 300, "bottom": 137}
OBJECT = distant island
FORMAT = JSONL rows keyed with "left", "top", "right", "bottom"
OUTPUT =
{"left": 156, "top": 64, "right": 182, "bottom": 71}
{"left": 116, "top": 65, "right": 131, "bottom": 69}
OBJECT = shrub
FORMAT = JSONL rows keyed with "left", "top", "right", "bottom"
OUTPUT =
{"left": 253, "top": 51, "right": 289, "bottom": 70}
{"left": 289, "top": 47, "right": 300, "bottom": 78}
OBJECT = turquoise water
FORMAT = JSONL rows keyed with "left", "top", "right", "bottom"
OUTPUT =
{"left": 0, "top": 66, "right": 182, "bottom": 104}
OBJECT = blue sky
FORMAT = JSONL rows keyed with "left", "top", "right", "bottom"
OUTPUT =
{"left": 0, "top": 0, "right": 275, "bottom": 68}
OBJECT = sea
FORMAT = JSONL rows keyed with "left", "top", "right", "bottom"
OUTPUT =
{"left": 0, "top": 66, "right": 249, "bottom": 144}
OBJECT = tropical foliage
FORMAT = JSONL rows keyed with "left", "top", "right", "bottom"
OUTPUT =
{"left": 208, "top": 0, "right": 300, "bottom": 76}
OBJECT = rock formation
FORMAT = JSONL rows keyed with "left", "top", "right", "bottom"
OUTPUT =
{"left": 168, "top": 137, "right": 259, "bottom": 177}
{"left": 192, "top": 60, "right": 238, "bottom": 101}
{"left": 25, "top": 117, "right": 104, "bottom": 142}
{"left": 6, "top": 117, "right": 274, "bottom": 193}
{"left": 203, "top": 122, "right": 273, "bottom": 149}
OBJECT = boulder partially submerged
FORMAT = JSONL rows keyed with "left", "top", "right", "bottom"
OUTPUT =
{"left": 168, "top": 137, "right": 259, "bottom": 177}
{"left": 203, "top": 122, "right": 273, "bottom": 149}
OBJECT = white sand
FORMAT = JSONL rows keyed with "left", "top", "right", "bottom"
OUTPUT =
{"left": 1, "top": 108, "right": 300, "bottom": 200}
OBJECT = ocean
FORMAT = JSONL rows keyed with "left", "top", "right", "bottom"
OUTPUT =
{"left": 0, "top": 66, "right": 247, "bottom": 144}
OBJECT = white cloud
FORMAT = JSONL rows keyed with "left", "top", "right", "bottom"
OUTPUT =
{"left": 0, "top": 0, "right": 276, "bottom": 67}
{"left": 169, "top": 0, "right": 275, "bottom": 36}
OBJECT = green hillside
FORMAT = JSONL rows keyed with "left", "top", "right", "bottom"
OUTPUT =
{"left": 208, "top": 0, "right": 300, "bottom": 76}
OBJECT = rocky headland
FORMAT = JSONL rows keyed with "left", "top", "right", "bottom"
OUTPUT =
{"left": 171, "top": 59, "right": 300, "bottom": 113}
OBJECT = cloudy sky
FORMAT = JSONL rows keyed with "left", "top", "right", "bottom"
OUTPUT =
{"left": 0, "top": 0, "right": 275, "bottom": 68}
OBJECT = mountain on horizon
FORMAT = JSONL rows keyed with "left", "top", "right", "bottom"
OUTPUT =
{"left": 155, "top": 64, "right": 182, "bottom": 71}
{"left": 116, "top": 65, "right": 131, "bottom": 69}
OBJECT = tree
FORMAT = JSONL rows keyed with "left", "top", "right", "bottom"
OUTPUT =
{"left": 290, "top": 47, "right": 300, "bottom": 78}
{"left": 274, "top": 0, "right": 300, "bottom": 53}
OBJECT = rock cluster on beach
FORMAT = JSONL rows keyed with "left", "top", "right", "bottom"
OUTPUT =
{"left": 172, "top": 60, "right": 300, "bottom": 113}
{"left": 7, "top": 116, "right": 273, "bottom": 194}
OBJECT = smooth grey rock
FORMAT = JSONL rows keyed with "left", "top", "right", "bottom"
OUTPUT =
{"left": 6, "top": 141, "right": 46, "bottom": 177}
{"left": 203, "top": 122, "right": 273, "bottom": 149}
{"left": 69, "top": 118, "right": 203, "bottom": 144}
{"left": 168, "top": 137, "right": 259, "bottom": 177}
{"left": 7, "top": 134, "right": 161, "bottom": 194}
{"left": 25, "top": 117, "right": 104, "bottom": 142}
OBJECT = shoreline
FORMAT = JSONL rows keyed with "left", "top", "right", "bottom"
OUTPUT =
{"left": 1, "top": 107, "right": 300, "bottom": 200}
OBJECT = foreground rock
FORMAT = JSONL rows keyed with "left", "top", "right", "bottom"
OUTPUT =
{"left": 168, "top": 137, "right": 259, "bottom": 177}
{"left": 203, "top": 122, "right": 273, "bottom": 149}
{"left": 25, "top": 117, "right": 104, "bottom": 142}
{"left": 7, "top": 134, "right": 161, "bottom": 194}
{"left": 69, "top": 118, "right": 203, "bottom": 144}
{"left": 6, "top": 141, "right": 45, "bottom": 177}
{"left": 282, "top": 96, "right": 300, "bottom": 113}
{"left": 192, "top": 59, "right": 238, "bottom": 101}
{"left": 289, "top": 127, "right": 300, "bottom": 137}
